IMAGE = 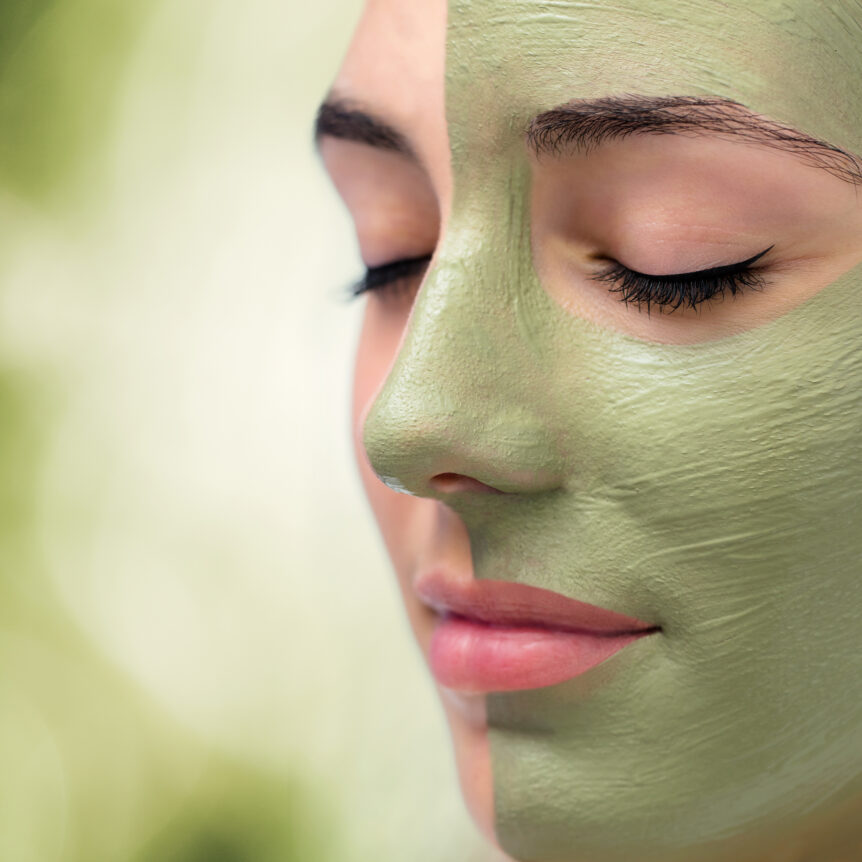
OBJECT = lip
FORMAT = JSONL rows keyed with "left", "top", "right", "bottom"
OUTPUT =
{"left": 415, "top": 572, "right": 660, "bottom": 693}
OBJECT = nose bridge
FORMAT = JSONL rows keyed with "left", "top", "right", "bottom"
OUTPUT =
{"left": 361, "top": 189, "right": 562, "bottom": 499}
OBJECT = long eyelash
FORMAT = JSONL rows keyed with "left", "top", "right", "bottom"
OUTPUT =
{"left": 592, "top": 246, "right": 774, "bottom": 314}
{"left": 346, "top": 254, "right": 432, "bottom": 300}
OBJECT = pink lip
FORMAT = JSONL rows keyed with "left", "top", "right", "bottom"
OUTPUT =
{"left": 415, "top": 573, "right": 659, "bottom": 693}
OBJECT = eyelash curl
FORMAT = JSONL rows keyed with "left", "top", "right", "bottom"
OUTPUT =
{"left": 348, "top": 254, "right": 432, "bottom": 300}
{"left": 592, "top": 246, "right": 774, "bottom": 314}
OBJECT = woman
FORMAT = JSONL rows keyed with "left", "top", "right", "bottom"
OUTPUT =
{"left": 317, "top": 1, "right": 862, "bottom": 860}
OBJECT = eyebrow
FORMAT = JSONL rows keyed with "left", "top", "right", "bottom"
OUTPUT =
{"left": 314, "top": 97, "right": 416, "bottom": 160}
{"left": 527, "top": 95, "right": 862, "bottom": 184}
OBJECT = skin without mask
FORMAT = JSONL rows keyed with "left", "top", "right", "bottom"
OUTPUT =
{"left": 359, "top": 1, "right": 862, "bottom": 860}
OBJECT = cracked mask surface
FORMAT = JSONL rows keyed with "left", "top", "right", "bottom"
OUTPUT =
{"left": 361, "top": 1, "right": 862, "bottom": 860}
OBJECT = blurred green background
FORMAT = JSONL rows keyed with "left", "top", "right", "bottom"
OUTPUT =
{"left": 0, "top": 1, "right": 489, "bottom": 859}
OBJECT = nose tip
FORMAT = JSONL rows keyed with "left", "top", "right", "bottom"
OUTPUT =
{"left": 358, "top": 250, "right": 569, "bottom": 506}
{"left": 429, "top": 472, "right": 507, "bottom": 495}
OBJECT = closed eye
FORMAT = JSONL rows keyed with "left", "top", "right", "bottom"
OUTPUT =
{"left": 592, "top": 245, "right": 775, "bottom": 314}
{"left": 348, "top": 254, "right": 432, "bottom": 300}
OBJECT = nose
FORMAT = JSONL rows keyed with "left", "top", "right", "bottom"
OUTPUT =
{"left": 360, "top": 232, "right": 568, "bottom": 509}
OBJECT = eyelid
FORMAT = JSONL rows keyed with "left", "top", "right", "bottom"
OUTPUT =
{"left": 592, "top": 244, "right": 775, "bottom": 314}
{"left": 347, "top": 246, "right": 775, "bottom": 311}
{"left": 612, "top": 245, "right": 775, "bottom": 282}
{"left": 348, "top": 253, "right": 432, "bottom": 299}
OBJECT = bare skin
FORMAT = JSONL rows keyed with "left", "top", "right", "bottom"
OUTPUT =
{"left": 319, "top": 0, "right": 862, "bottom": 857}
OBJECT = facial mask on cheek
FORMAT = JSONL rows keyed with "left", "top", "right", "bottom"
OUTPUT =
{"left": 362, "top": 1, "right": 862, "bottom": 860}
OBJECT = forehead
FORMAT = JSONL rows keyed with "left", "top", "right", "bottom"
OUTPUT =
{"left": 337, "top": 0, "right": 862, "bottom": 166}
{"left": 448, "top": 0, "right": 862, "bottom": 162}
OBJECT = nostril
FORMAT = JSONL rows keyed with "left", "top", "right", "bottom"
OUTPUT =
{"left": 429, "top": 472, "right": 506, "bottom": 494}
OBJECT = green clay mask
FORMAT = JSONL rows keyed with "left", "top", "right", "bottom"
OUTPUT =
{"left": 362, "top": 1, "right": 862, "bottom": 860}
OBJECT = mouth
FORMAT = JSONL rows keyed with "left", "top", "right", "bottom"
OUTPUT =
{"left": 415, "top": 572, "right": 660, "bottom": 693}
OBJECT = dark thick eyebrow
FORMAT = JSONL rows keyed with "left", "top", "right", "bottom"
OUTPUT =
{"left": 527, "top": 95, "right": 862, "bottom": 185}
{"left": 314, "top": 97, "right": 416, "bottom": 160}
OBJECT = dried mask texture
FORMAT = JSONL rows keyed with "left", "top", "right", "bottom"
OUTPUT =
{"left": 362, "top": 1, "right": 862, "bottom": 859}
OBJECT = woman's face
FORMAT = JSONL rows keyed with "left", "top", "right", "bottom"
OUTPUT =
{"left": 320, "top": 1, "right": 862, "bottom": 860}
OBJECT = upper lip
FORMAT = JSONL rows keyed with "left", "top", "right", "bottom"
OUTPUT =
{"left": 414, "top": 571, "right": 660, "bottom": 636}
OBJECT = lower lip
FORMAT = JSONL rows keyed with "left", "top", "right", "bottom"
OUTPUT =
{"left": 429, "top": 616, "right": 651, "bottom": 693}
